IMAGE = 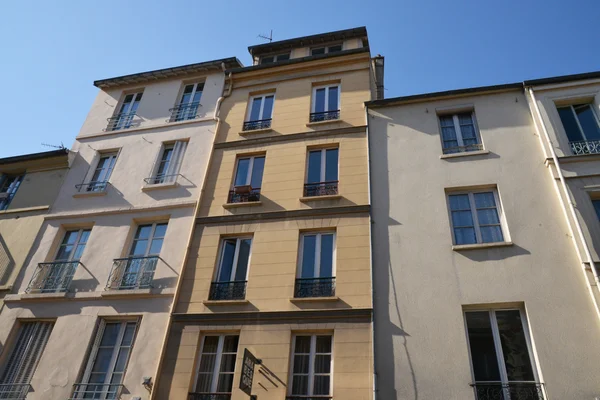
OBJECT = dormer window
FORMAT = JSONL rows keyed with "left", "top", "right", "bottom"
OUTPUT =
{"left": 311, "top": 44, "right": 343, "bottom": 56}
{"left": 260, "top": 53, "right": 290, "bottom": 65}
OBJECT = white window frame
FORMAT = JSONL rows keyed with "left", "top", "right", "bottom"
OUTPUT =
{"left": 297, "top": 232, "right": 336, "bottom": 278}
{"left": 311, "top": 85, "right": 341, "bottom": 114}
{"left": 150, "top": 140, "right": 188, "bottom": 184}
{"left": 557, "top": 103, "right": 600, "bottom": 142}
{"left": 55, "top": 228, "right": 91, "bottom": 261}
{"left": 233, "top": 155, "right": 265, "bottom": 188}
{"left": 193, "top": 334, "right": 239, "bottom": 394}
{"left": 288, "top": 334, "right": 334, "bottom": 397}
{"left": 245, "top": 94, "right": 275, "bottom": 122}
{"left": 438, "top": 111, "right": 481, "bottom": 151}
{"left": 215, "top": 237, "right": 252, "bottom": 282}
{"left": 260, "top": 53, "right": 290, "bottom": 64}
{"left": 305, "top": 147, "right": 339, "bottom": 184}
{"left": 129, "top": 222, "right": 167, "bottom": 257}
{"left": 178, "top": 82, "right": 204, "bottom": 106}
{"left": 447, "top": 189, "right": 508, "bottom": 245}
{"left": 311, "top": 44, "right": 343, "bottom": 55}
{"left": 85, "top": 151, "right": 119, "bottom": 187}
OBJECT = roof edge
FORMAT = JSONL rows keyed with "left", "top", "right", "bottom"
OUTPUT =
{"left": 524, "top": 70, "right": 600, "bottom": 87}
{"left": 0, "top": 149, "right": 69, "bottom": 166}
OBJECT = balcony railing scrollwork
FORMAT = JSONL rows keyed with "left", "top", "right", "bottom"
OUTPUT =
{"left": 470, "top": 382, "right": 545, "bottom": 400}
{"left": 294, "top": 277, "right": 335, "bottom": 298}
{"left": 188, "top": 393, "right": 232, "bottom": 400}
{"left": 69, "top": 383, "right": 124, "bottom": 399}
{"left": 106, "top": 112, "right": 137, "bottom": 131}
{"left": 303, "top": 181, "right": 338, "bottom": 197}
{"left": 570, "top": 140, "right": 600, "bottom": 155}
{"left": 243, "top": 119, "right": 272, "bottom": 131}
{"left": 209, "top": 281, "right": 247, "bottom": 301}
{"left": 106, "top": 256, "right": 158, "bottom": 291}
{"left": 0, "top": 383, "right": 30, "bottom": 400}
{"left": 309, "top": 110, "right": 340, "bottom": 123}
{"left": 169, "top": 102, "right": 201, "bottom": 122}
{"left": 227, "top": 187, "right": 261, "bottom": 203}
{"left": 75, "top": 181, "right": 109, "bottom": 192}
{"left": 26, "top": 261, "right": 79, "bottom": 293}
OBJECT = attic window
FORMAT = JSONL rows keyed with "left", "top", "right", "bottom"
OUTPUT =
{"left": 260, "top": 53, "right": 290, "bottom": 65}
{"left": 311, "top": 44, "right": 343, "bottom": 56}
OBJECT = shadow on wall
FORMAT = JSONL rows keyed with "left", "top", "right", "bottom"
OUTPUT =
{"left": 0, "top": 234, "right": 15, "bottom": 286}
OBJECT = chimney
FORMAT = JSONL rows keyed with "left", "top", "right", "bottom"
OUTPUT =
{"left": 371, "top": 55, "right": 385, "bottom": 100}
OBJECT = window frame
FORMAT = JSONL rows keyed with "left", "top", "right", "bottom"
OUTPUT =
{"left": 259, "top": 53, "right": 290, "bottom": 64}
{"left": 437, "top": 111, "right": 482, "bottom": 153}
{"left": 178, "top": 82, "right": 204, "bottom": 106}
{"left": 128, "top": 222, "right": 168, "bottom": 257}
{"left": 288, "top": 334, "right": 334, "bottom": 398}
{"left": 54, "top": 228, "right": 91, "bottom": 262}
{"left": 557, "top": 103, "right": 600, "bottom": 143}
{"left": 232, "top": 155, "right": 265, "bottom": 189}
{"left": 592, "top": 198, "right": 600, "bottom": 221}
{"left": 305, "top": 147, "right": 339, "bottom": 185}
{"left": 311, "top": 44, "right": 343, "bottom": 56}
{"left": 297, "top": 231, "right": 336, "bottom": 279}
{"left": 149, "top": 140, "right": 188, "bottom": 184}
{"left": 245, "top": 94, "right": 275, "bottom": 122}
{"left": 215, "top": 237, "right": 253, "bottom": 283}
{"left": 0, "top": 174, "right": 24, "bottom": 211}
{"left": 311, "top": 84, "right": 341, "bottom": 114}
{"left": 193, "top": 334, "right": 240, "bottom": 394}
{"left": 86, "top": 151, "right": 119, "bottom": 190}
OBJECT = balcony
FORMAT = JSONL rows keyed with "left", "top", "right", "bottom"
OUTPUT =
{"left": 143, "top": 174, "right": 181, "bottom": 186}
{"left": 0, "top": 383, "right": 30, "bottom": 400}
{"left": 303, "top": 181, "right": 338, "bottom": 197}
{"left": 243, "top": 119, "right": 272, "bottom": 131}
{"left": 106, "top": 112, "right": 137, "bottom": 131}
{"left": 294, "top": 277, "right": 335, "bottom": 298}
{"left": 69, "top": 383, "right": 123, "bottom": 399}
{"left": 188, "top": 393, "right": 231, "bottom": 400}
{"left": 471, "top": 382, "right": 545, "bottom": 400}
{"left": 106, "top": 256, "right": 158, "bottom": 291}
{"left": 169, "top": 102, "right": 200, "bottom": 122}
{"left": 570, "top": 140, "right": 600, "bottom": 155}
{"left": 309, "top": 110, "right": 340, "bottom": 123}
{"left": 209, "top": 281, "right": 247, "bottom": 301}
{"left": 75, "top": 181, "right": 108, "bottom": 193}
{"left": 227, "top": 186, "right": 261, "bottom": 204}
{"left": 442, "top": 143, "right": 484, "bottom": 155}
{"left": 26, "top": 261, "right": 79, "bottom": 293}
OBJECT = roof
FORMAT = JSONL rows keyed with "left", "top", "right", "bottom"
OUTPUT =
{"left": 93, "top": 57, "right": 243, "bottom": 89}
{"left": 0, "top": 149, "right": 69, "bottom": 166}
{"left": 524, "top": 70, "right": 600, "bottom": 86}
{"left": 248, "top": 27, "right": 368, "bottom": 56}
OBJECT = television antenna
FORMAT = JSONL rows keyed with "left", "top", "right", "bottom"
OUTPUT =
{"left": 41, "top": 142, "right": 66, "bottom": 150}
{"left": 258, "top": 30, "right": 273, "bottom": 43}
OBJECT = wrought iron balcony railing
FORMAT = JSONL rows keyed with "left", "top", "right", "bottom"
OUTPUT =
{"left": 243, "top": 119, "right": 272, "bottom": 131}
{"left": 442, "top": 143, "right": 484, "bottom": 155}
{"left": 75, "top": 181, "right": 109, "bottom": 193}
{"left": 26, "top": 261, "right": 79, "bottom": 293}
{"left": 303, "top": 181, "right": 338, "bottom": 197}
{"left": 227, "top": 187, "right": 261, "bottom": 203}
{"left": 309, "top": 110, "right": 340, "bottom": 123}
{"left": 69, "top": 383, "right": 123, "bottom": 399}
{"left": 294, "top": 277, "right": 335, "bottom": 298}
{"left": 188, "top": 393, "right": 231, "bottom": 400}
{"left": 106, "top": 112, "right": 137, "bottom": 131}
{"left": 286, "top": 396, "right": 333, "bottom": 400}
{"left": 169, "top": 102, "right": 201, "bottom": 122}
{"left": 106, "top": 256, "right": 158, "bottom": 291}
{"left": 471, "top": 382, "right": 545, "bottom": 400}
{"left": 209, "top": 281, "right": 247, "bottom": 301}
{"left": 0, "top": 383, "right": 30, "bottom": 400}
{"left": 570, "top": 140, "right": 600, "bottom": 155}
{"left": 143, "top": 174, "right": 181, "bottom": 185}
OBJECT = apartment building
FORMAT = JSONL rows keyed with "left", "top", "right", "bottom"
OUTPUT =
{"left": 0, "top": 57, "right": 241, "bottom": 400}
{"left": 155, "top": 27, "right": 381, "bottom": 400}
{"left": 367, "top": 82, "right": 600, "bottom": 399}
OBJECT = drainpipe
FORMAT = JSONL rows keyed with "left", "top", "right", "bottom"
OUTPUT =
{"left": 527, "top": 87, "right": 600, "bottom": 319}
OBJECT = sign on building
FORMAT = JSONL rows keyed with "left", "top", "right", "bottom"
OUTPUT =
{"left": 240, "top": 348, "right": 259, "bottom": 398}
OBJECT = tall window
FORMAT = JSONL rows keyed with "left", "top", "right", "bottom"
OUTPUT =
{"left": 210, "top": 238, "right": 252, "bottom": 300}
{"left": 171, "top": 82, "right": 204, "bottom": 121}
{"left": 110, "top": 92, "right": 143, "bottom": 131}
{"left": 0, "top": 174, "right": 23, "bottom": 211}
{"left": 244, "top": 95, "right": 274, "bottom": 131}
{"left": 289, "top": 335, "right": 332, "bottom": 398}
{"left": 149, "top": 141, "right": 187, "bottom": 184}
{"left": 439, "top": 112, "right": 482, "bottom": 154}
{"left": 593, "top": 199, "right": 600, "bottom": 221}
{"left": 305, "top": 148, "right": 338, "bottom": 197}
{"left": 311, "top": 44, "right": 342, "bottom": 55}
{"left": 557, "top": 103, "right": 600, "bottom": 155}
{"left": 193, "top": 335, "right": 239, "bottom": 395}
{"left": 84, "top": 152, "right": 118, "bottom": 192}
{"left": 296, "top": 232, "right": 335, "bottom": 298}
{"left": 310, "top": 85, "right": 340, "bottom": 122}
{"left": 74, "top": 320, "right": 138, "bottom": 399}
{"left": 0, "top": 321, "right": 53, "bottom": 398}
{"left": 229, "top": 156, "right": 265, "bottom": 203}
{"left": 465, "top": 310, "right": 541, "bottom": 400}
{"left": 55, "top": 229, "right": 91, "bottom": 262}
{"left": 260, "top": 53, "right": 290, "bottom": 64}
{"left": 448, "top": 190, "right": 505, "bottom": 245}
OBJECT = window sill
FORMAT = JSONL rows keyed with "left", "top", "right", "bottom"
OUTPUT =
{"left": 299, "top": 194, "right": 342, "bottom": 202}
{"left": 0, "top": 205, "right": 49, "bottom": 215}
{"left": 290, "top": 296, "right": 340, "bottom": 303}
{"left": 101, "top": 288, "right": 171, "bottom": 298}
{"left": 141, "top": 182, "right": 179, "bottom": 192}
{"left": 452, "top": 241, "right": 513, "bottom": 251}
{"left": 9, "top": 292, "right": 68, "bottom": 301}
{"left": 440, "top": 150, "right": 490, "bottom": 159}
{"left": 222, "top": 201, "right": 262, "bottom": 209}
{"left": 73, "top": 190, "right": 107, "bottom": 198}
{"left": 203, "top": 299, "right": 250, "bottom": 305}
{"left": 306, "top": 119, "right": 342, "bottom": 127}
{"left": 239, "top": 128, "right": 273, "bottom": 136}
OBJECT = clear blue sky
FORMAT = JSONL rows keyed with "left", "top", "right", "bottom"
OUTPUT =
{"left": 1, "top": 0, "right": 599, "bottom": 157}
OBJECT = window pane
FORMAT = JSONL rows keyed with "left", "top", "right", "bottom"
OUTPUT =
{"left": 495, "top": 310, "right": 535, "bottom": 382}
{"left": 452, "top": 210, "right": 473, "bottom": 227}
{"left": 301, "top": 236, "right": 317, "bottom": 278}
{"left": 250, "top": 157, "right": 265, "bottom": 189}
{"left": 311, "top": 48, "right": 325, "bottom": 56}
{"left": 465, "top": 312, "right": 501, "bottom": 382}
{"left": 328, "top": 86, "right": 339, "bottom": 111}
{"left": 113, "top": 348, "right": 130, "bottom": 372}
{"left": 219, "top": 354, "right": 236, "bottom": 372}
{"left": 325, "top": 149, "right": 338, "bottom": 182}
{"left": 474, "top": 192, "right": 496, "bottom": 208}
{"left": 458, "top": 113, "right": 473, "bottom": 125}
{"left": 153, "top": 223, "right": 168, "bottom": 238}
{"left": 594, "top": 200, "right": 600, "bottom": 220}
{"left": 441, "top": 126, "right": 457, "bottom": 141}
{"left": 460, "top": 124, "right": 477, "bottom": 141}
{"left": 328, "top": 45, "right": 342, "bottom": 53}
{"left": 277, "top": 53, "right": 290, "bottom": 61}
{"left": 249, "top": 97, "right": 262, "bottom": 121}
{"left": 234, "top": 239, "right": 251, "bottom": 281}
{"left": 223, "top": 336, "right": 239, "bottom": 353}
{"left": 316, "top": 336, "right": 332, "bottom": 353}
{"left": 92, "top": 348, "right": 113, "bottom": 373}
{"left": 202, "top": 336, "right": 219, "bottom": 353}
{"left": 449, "top": 194, "right": 471, "bottom": 210}
{"left": 121, "top": 323, "right": 136, "bottom": 346}
{"left": 55, "top": 244, "right": 73, "bottom": 261}
{"left": 307, "top": 151, "right": 322, "bottom": 183}
{"left": 454, "top": 228, "right": 477, "bottom": 245}
{"left": 477, "top": 209, "right": 500, "bottom": 225}
{"left": 148, "top": 238, "right": 164, "bottom": 255}
{"left": 130, "top": 240, "right": 148, "bottom": 256}
{"left": 314, "top": 88, "right": 326, "bottom": 113}
{"left": 262, "top": 96, "right": 274, "bottom": 120}
{"left": 558, "top": 106, "right": 584, "bottom": 142}
{"left": 195, "top": 373, "right": 212, "bottom": 392}
{"left": 192, "top": 83, "right": 204, "bottom": 103}
{"left": 135, "top": 225, "right": 152, "bottom": 240}
{"left": 218, "top": 240, "right": 237, "bottom": 281}
{"left": 314, "top": 355, "right": 331, "bottom": 373}
{"left": 260, "top": 56, "right": 274, "bottom": 65}
{"left": 217, "top": 373, "right": 234, "bottom": 392}
{"left": 234, "top": 159, "right": 250, "bottom": 187}
{"left": 480, "top": 226, "right": 504, "bottom": 243}
{"left": 319, "top": 234, "right": 334, "bottom": 278}
{"left": 292, "top": 375, "right": 309, "bottom": 395}
{"left": 293, "top": 354, "right": 310, "bottom": 374}
{"left": 294, "top": 336, "right": 311, "bottom": 353}
{"left": 313, "top": 375, "right": 330, "bottom": 395}
{"left": 575, "top": 104, "right": 600, "bottom": 140}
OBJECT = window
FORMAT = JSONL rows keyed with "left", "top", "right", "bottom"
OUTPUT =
{"left": 310, "top": 85, "right": 340, "bottom": 122}
{"left": 109, "top": 91, "right": 143, "bottom": 131}
{"left": 465, "top": 310, "right": 541, "bottom": 400}
{"left": 228, "top": 156, "right": 265, "bottom": 203}
{"left": 73, "top": 320, "right": 138, "bottom": 399}
{"left": 0, "top": 174, "right": 23, "bottom": 211}
{"left": 311, "top": 44, "right": 342, "bottom": 55}
{"left": 260, "top": 53, "right": 290, "bottom": 64}
{"left": 148, "top": 141, "right": 187, "bottom": 184}
{"left": 55, "top": 229, "right": 91, "bottom": 262}
{"left": 209, "top": 237, "right": 252, "bottom": 300}
{"left": 439, "top": 112, "right": 482, "bottom": 154}
{"left": 289, "top": 335, "right": 332, "bottom": 398}
{"left": 193, "top": 335, "right": 239, "bottom": 395}
{"left": 296, "top": 232, "right": 335, "bottom": 298}
{"left": 0, "top": 321, "right": 53, "bottom": 398}
{"left": 171, "top": 82, "right": 204, "bottom": 122}
{"left": 305, "top": 148, "right": 338, "bottom": 197}
{"left": 448, "top": 190, "right": 506, "bottom": 245}
{"left": 83, "top": 152, "right": 118, "bottom": 192}
{"left": 557, "top": 103, "right": 600, "bottom": 155}
{"left": 593, "top": 199, "right": 600, "bottom": 221}
{"left": 243, "top": 95, "right": 274, "bottom": 131}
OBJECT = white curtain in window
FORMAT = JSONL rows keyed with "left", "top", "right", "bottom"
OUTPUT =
{"left": 164, "top": 141, "right": 187, "bottom": 183}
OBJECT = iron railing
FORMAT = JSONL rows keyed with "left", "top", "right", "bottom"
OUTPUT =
{"left": 243, "top": 119, "right": 272, "bottom": 131}
{"left": 471, "top": 382, "right": 545, "bottom": 400}
{"left": 75, "top": 181, "right": 109, "bottom": 192}
{"left": 169, "top": 102, "right": 201, "bottom": 122}
{"left": 106, "top": 256, "right": 158, "bottom": 290}
{"left": 69, "top": 383, "right": 123, "bottom": 399}
{"left": 442, "top": 143, "right": 484, "bottom": 154}
{"left": 143, "top": 174, "right": 181, "bottom": 185}
{"left": 188, "top": 393, "right": 231, "bottom": 400}
{"left": 309, "top": 110, "right": 340, "bottom": 123}
{"left": 106, "top": 112, "right": 137, "bottom": 131}
{"left": 209, "top": 281, "right": 247, "bottom": 301}
{"left": 0, "top": 193, "right": 16, "bottom": 211}
{"left": 303, "top": 181, "right": 338, "bottom": 197}
{"left": 286, "top": 397, "right": 333, "bottom": 400}
{"left": 294, "top": 277, "right": 335, "bottom": 298}
{"left": 570, "top": 140, "right": 600, "bottom": 155}
{"left": 26, "top": 261, "right": 79, "bottom": 293}
{"left": 227, "top": 188, "right": 261, "bottom": 203}
{"left": 0, "top": 383, "right": 30, "bottom": 400}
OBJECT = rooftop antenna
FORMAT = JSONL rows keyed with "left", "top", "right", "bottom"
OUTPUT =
{"left": 41, "top": 142, "right": 66, "bottom": 150}
{"left": 258, "top": 30, "right": 273, "bottom": 43}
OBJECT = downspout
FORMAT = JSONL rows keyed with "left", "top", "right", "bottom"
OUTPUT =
{"left": 150, "top": 65, "right": 234, "bottom": 400}
{"left": 527, "top": 87, "right": 600, "bottom": 319}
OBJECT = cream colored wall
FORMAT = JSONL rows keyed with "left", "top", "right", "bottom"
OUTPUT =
{"left": 369, "top": 90, "right": 600, "bottom": 399}
{"left": 8, "top": 168, "right": 66, "bottom": 211}
{"left": 157, "top": 321, "right": 373, "bottom": 400}
{"left": 0, "top": 214, "right": 44, "bottom": 288}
